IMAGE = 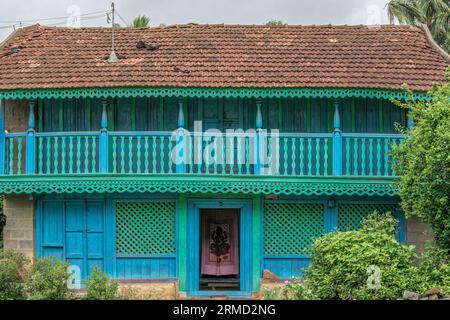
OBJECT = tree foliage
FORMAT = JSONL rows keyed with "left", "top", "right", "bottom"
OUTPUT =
{"left": 392, "top": 70, "right": 450, "bottom": 251}
{"left": 266, "top": 19, "right": 286, "bottom": 26}
{"left": 131, "top": 15, "right": 150, "bottom": 28}
{"left": 387, "top": 0, "right": 450, "bottom": 52}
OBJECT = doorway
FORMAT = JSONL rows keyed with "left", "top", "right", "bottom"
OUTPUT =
{"left": 199, "top": 209, "right": 240, "bottom": 291}
{"left": 185, "top": 199, "right": 254, "bottom": 297}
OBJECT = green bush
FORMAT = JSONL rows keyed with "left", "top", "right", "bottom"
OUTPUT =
{"left": 0, "top": 249, "right": 28, "bottom": 300}
{"left": 392, "top": 73, "right": 450, "bottom": 251}
{"left": 0, "top": 196, "right": 5, "bottom": 249}
{"left": 263, "top": 279, "right": 316, "bottom": 300}
{"left": 25, "top": 257, "right": 70, "bottom": 300}
{"left": 305, "top": 212, "right": 420, "bottom": 300}
{"left": 83, "top": 267, "right": 118, "bottom": 300}
{"left": 417, "top": 242, "right": 450, "bottom": 296}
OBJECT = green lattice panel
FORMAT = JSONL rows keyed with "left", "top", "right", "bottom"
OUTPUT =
{"left": 338, "top": 203, "right": 398, "bottom": 231}
{"left": 116, "top": 201, "right": 176, "bottom": 255}
{"left": 264, "top": 202, "right": 325, "bottom": 255}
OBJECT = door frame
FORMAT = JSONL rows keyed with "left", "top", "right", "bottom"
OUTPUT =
{"left": 186, "top": 199, "right": 253, "bottom": 297}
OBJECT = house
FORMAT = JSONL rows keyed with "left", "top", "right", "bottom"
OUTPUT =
{"left": 0, "top": 23, "right": 447, "bottom": 298}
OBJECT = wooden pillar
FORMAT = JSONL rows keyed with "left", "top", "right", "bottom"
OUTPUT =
{"left": 407, "top": 111, "right": 414, "bottom": 129}
{"left": 176, "top": 97, "right": 186, "bottom": 173}
{"left": 255, "top": 98, "right": 264, "bottom": 175}
{"left": 177, "top": 194, "right": 187, "bottom": 292}
{"left": 25, "top": 100, "right": 36, "bottom": 174}
{"left": 332, "top": 98, "right": 342, "bottom": 176}
{"left": 325, "top": 200, "right": 338, "bottom": 233}
{"left": 99, "top": 99, "right": 109, "bottom": 173}
{"left": 0, "top": 99, "right": 4, "bottom": 174}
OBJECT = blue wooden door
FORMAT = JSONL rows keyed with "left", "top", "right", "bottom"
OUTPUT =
{"left": 65, "top": 201, "right": 105, "bottom": 279}
{"left": 37, "top": 200, "right": 106, "bottom": 279}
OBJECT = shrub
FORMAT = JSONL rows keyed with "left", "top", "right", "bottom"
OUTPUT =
{"left": 83, "top": 267, "right": 118, "bottom": 300}
{"left": 0, "top": 249, "right": 28, "bottom": 300}
{"left": 417, "top": 242, "right": 450, "bottom": 296}
{"left": 305, "top": 212, "right": 420, "bottom": 300}
{"left": 263, "top": 279, "right": 316, "bottom": 300}
{"left": 0, "top": 196, "right": 5, "bottom": 248}
{"left": 392, "top": 72, "right": 450, "bottom": 251}
{"left": 25, "top": 257, "right": 70, "bottom": 300}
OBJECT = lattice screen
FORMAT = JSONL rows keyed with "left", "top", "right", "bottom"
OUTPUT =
{"left": 264, "top": 202, "right": 325, "bottom": 255}
{"left": 116, "top": 201, "right": 176, "bottom": 255}
{"left": 338, "top": 203, "right": 398, "bottom": 231}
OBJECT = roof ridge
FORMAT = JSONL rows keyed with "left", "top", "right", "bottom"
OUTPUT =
{"left": 14, "top": 22, "right": 422, "bottom": 31}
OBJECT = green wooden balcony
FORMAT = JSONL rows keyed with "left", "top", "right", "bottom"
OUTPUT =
{"left": 2, "top": 130, "right": 403, "bottom": 177}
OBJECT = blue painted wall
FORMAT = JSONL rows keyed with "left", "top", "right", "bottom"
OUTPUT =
{"left": 36, "top": 197, "right": 177, "bottom": 280}
{"left": 262, "top": 199, "right": 406, "bottom": 278}
{"left": 36, "top": 195, "right": 404, "bottom": 282}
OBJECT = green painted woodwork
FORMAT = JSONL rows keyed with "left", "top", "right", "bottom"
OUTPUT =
{"left": 378, "top": 99, "right": 384, "bottom": 133}
{"left": 264, "top": 202, "right": 325, "bottom": 254}
{"left": 338, "top": 202, "right": 399, "bottom": 231}
{"left": 4, "top": 135, "right": 26, "bottom": 175}
{"left": 343, "top": 135, "right": 401, "bottom": 176}
{"left": 16, "top": 137, "right": 22, "bottom": 174}
{"left": 37, "top": 96, "right": 406, "bottom": 136}
{"left": 58, "top": 99, "right": 63, "bottom": 132}
{"left": 34, "top": 134, "right": 99, "bottom": 174}
{"left": 86, "top": 98, "right": 91, "bottom": 131}
{"left": 178, "top": 194, "right": 187, "bottom": 291}
{"left": 5, "top": 131, "right": 403, "bottom": 178}
{"left": 0, "top": 174, "right": 398, "bottom": 196}
{"left": 0, "top": 87, "right": 430, "bottom": 101}
{"left": 252, "top": 195, "right": 262, "bottom": 292}
{"left": 8, "top": 138, "right": 13, "bottom": 174}
{"left": 116, "top": 201, "right": 176, "bottom": 254}
{"left": 38, "top": 99, "right": 43, "bottom": 132}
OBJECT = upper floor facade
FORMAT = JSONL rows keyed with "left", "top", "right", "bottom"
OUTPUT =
{"left": 1, "top": 94, "right": 408, "bottom": 179}
{"left": 0, "top": 23, "right": 447, "bottom": 196}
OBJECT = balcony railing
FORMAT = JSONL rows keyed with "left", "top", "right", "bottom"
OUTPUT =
{"left": 1, "top": 130, "right": 403, "bottom": 177}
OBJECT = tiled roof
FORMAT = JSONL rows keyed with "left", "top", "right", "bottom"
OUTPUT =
{"left": 0, "top": 24, "right": 448, "bottom": 92}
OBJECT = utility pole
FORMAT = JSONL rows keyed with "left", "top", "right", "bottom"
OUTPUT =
{"left": 107, "top": 2, "right": 118, "bottom": 63}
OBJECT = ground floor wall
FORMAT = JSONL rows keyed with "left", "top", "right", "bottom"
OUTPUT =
{"left": 2, "top": 195, "right": 35, "bottom": 258}
{"left": 406, "top": 216, "right": 434, "bottom": 254}
{"left": 1, "top": 193, "right": 434, "bottom": 297}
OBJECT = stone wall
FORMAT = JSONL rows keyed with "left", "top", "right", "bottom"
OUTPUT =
{"left": 406, "top": 216, "right": 433, "bottom": 254}
{"left": 118, "top": 281, "right": 178, "bottom": 300}
{"left": 2, "top": 195, "right": 35, "bottom": 258}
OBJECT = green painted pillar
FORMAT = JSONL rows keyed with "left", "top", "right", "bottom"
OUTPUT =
{"left": 178, "top": 194, "right": 187, "bottom": 291}
{"left": 252, "top": 194, "right": 262, "bottom": 292}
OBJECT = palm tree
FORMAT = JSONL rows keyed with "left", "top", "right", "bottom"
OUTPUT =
{"left": 387, "top": 0, "right": 450, "bottom": 52}
{"left": 131, "top": 15, "right": 150, "bottom": 28}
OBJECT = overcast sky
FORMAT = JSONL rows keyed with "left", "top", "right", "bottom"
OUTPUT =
{"left": 0, "top": 0, "right": 393, "bottom": 41}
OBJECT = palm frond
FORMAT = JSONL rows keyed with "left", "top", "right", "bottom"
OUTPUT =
{"left": 387, "top": 0, "right": 424, "bottom": 24}
{"left": 131, "top": 15, "right": 150, "bottom": 28}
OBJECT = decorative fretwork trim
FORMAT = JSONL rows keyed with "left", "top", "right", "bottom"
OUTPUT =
{"left": 0, "top": 174, "right": 398, "bottom": 197}
{"left": 0, "top": 86, "right": 429, "bottom": 101}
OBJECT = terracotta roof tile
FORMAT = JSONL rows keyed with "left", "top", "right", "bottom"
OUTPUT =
{"left": 0, "top": 24, "right": 447, "bottom": 91}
